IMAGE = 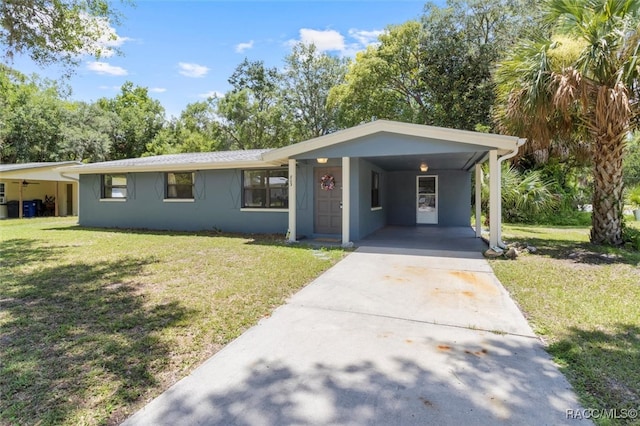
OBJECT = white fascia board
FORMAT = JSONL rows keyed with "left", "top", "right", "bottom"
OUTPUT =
{"left": 0, "top": 168, "right": 79, "bottom": 181}
{"left": 60, "top": 160, "right": 278, "bottom": 175}
{"left": 262, "top": 120, "right": 521, "bottom": 162}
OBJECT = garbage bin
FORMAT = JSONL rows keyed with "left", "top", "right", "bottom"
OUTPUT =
{"left": 22, "top": 200, "right": 36, "bottom": 218}
{"left": 7, "top": 200, "right": 19, "bottom": 218}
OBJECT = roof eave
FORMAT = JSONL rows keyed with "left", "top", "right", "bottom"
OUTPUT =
{"left": 61, "top": 159, "right": 281, "bottom": 175}
{"left": 262, "top": 120, "right": 521, "bottom": 162}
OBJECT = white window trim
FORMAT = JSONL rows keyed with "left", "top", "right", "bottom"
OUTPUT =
{"left": 100, "top": 198, "right": 126, "bottom": 202}
{"left": 163, "top": 198, "right": 195, "bottom": 203}
{"left": 371, "top": 206, "right": 383, "bottom": 211}
{"left": 240, "top": 208, "right": 288, "bottom": 213}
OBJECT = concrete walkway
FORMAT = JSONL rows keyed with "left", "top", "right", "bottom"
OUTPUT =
{"left": 123, "top": 227, "right": 586, "bottom": 425}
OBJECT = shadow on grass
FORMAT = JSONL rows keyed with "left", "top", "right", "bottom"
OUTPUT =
{"left": 0, "top": 244, "right": 196, "bottom": 425}
{"left": 45, "top": 224, "right": 291, "bottom": 244}
{"left": 45, "top": 224, "right": 343, "bottom": 251}
{"left": 500, "top": 234, "right": 640, "bottom": 266}
{"left": 0, "top": 238, "right": 67, "bottom": 268}
{"left": 548, "top": 324, "right": 640, "bottom": 424}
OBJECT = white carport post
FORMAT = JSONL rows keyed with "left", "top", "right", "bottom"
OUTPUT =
{"left": 489, "top": 150, "right": 499, "bottom": 247}
{"left": 475, "top": 163, "right": 482, "bottom": 238}
{"left": 287, "top": 159, "right": 297, "bottom": 243}
{"left": 342, "top": 157, "right": 351, "bottom": 246}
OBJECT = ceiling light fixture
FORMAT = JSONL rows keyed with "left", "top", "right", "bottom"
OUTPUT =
{"left": 420, "top": 163, "right": 428, "bottom": 172}
{"left": 317, "top": 158, "right": 328, "bottom": 164}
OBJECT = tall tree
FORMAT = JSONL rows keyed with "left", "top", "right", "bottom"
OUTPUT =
{"left": 1, "top": 0, "right": 126, "bottom": 72}
{"left": 98, "top": 82, "right": 165, "bottom": 159}
{"left": 494, "top": 0, "right": 640, "bottom": 246}
{"left": 59, "top": 101, "right": 119, "bottom": 162}
{"left": 215, "top": 59, "right": 292, "bottom": 149}
{"left": 0, "top": 65, "right": 66, "bottom": 162}
{"left": 329, "top": 21, "right": 427, "bottom": 127}
{"left": 329, "top": 1, "right": 536, "bottom": 130}
{"left": 282, "top": 43, "right": 348, "bottom": 140}
{"left": 146, "top": 99, "right": 221, "bottom": 155}
{"left": 420, "top": 0, "right": 537, "bottom": 130}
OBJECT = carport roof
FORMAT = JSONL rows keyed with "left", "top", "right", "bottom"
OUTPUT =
{"left": 0, "top": 161, "right": 82, "bottom": 181}
{"left": 263, "top": 120, "right": 524, "bottom": 163}
{"left": 0, "top": 161, "right": 81, "bottom": 173}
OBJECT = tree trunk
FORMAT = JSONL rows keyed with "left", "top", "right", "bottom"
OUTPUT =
{"left": 590, "top": 138, "right": 625, "bottom": 245}
{"left": 589, "top": 85, "right": 628, "bottom": 246}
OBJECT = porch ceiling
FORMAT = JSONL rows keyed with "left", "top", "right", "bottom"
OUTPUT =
{"left": 364, "top": 151, "right": 487, "bottom": 172}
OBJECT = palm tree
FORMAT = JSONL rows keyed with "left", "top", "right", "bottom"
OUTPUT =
{"left": 495, "top": 0, "right": 640, "bottom": 246}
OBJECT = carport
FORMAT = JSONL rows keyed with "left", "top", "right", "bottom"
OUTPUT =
{"left": 0, "top": 162, "right": 81, "bottom": 219}
{"left": 263, "top": 120, "right": 526, "bottom": 247}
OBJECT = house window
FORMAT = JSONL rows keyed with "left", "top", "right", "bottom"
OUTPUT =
{"left": 166, "top": 172, "right": 194, "bottom": 199}
{"left": 243, "top": 169, "right": 288, "bottom": 208}
{"left": 371, "top": 171, "right": 381, "bottom": 208}
{"left": 102, "top": 174, "right": 127, "bottom": 198}
{"left": 0, "top": 182, "right": 5, "bottom": 203}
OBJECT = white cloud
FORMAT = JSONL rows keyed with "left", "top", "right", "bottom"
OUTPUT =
{"left": 297, "top": 29, "right": 345, "bottom": 52}
{"left": 235, "top": 40, "right": 254, "bottom": 53}
{"left": 198, "top": 90, "right": 224, "bottom": 99}
{"left": 150, "top": 87, "right": 167, "bottom": 93}
{"left": 178, "top": 62, "right": 210, "bottom": 78}
{"left": 288, "top": 28, "right": 383, "bottom": 57}
{"left": 98, "top": 85, "right": 121, "bottom": 91}
{"left": 348, "top": 29, "right": 383, "bottom": 47}
{"left": 87, "top": 61, "right": 128, "bottom": 76}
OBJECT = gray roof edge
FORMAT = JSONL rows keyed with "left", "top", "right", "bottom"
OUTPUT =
{"left": 59, "top": 150, "right": 277, "bottom": 174}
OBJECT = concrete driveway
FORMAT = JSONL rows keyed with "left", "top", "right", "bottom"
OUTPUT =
{"left": 123, "top": 227, "right": 586, "bottom": 425}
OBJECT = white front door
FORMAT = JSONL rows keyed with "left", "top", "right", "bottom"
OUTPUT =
{"left": 416, "top": 175, "right": 438, "bottom": 224}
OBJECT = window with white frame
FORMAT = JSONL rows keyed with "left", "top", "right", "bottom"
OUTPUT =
{"left": 242, "top": 169, "right": 288, "bottom": 208}
{"left": 371, "top": 171, "right": 381, "bottom": 208}
{"left": 166, "top": 172, "right": 194, "bottom": 199}
{"left": 102, "top": 174, "right": 127, "bottom": 199}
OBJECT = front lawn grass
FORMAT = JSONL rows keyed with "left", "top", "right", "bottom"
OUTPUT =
{"left": 489, "top": 223, "right": 640, "bottom": 425}
{"left": 0, "top": 218, "right": 345, "bottom": 425}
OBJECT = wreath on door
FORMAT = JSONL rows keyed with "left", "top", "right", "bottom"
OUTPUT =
{"left": 320, "top": 174, "right": 336, "bottom": 191}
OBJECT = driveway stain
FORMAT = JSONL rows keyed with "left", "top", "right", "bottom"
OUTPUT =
{"left": 449, "top": 271, "right": 499, "bottom": 295}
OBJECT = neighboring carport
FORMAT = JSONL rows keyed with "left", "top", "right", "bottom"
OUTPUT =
{"left": 0, "top": 162, "right": 81, "bottom": 219}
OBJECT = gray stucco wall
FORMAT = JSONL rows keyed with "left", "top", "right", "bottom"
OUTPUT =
{"left": 79, "top": 163, "right": 470, "bottom": 235}
{"left": 292, "top": 158, "right": 386, "bottom": 241}
{"left": 352, "top": 158, "right": 386, "bottom": 240}
{"left": 79, "top": 170, "right": 292, "bottom": 233}
{"left": 293, "top": 161, "right": 314, "bottom": 239}
{"left": 387, "top": 170, "right": 471, "bottom": 227}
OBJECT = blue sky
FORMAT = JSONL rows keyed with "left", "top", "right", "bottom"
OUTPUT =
{"left": 11, "top": 0, "right": 430, "bottom": 118}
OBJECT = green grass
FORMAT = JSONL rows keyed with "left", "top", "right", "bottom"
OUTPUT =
{"left": 489, "top": 223, "right": 640, "bottom": 426}
{"left": 0, "top": 218, "right": 345, "bottom": 425}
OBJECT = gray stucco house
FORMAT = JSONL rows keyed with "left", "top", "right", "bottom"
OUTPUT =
{"left": 63, "top": 120, "right": 525, "bottom": 247}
